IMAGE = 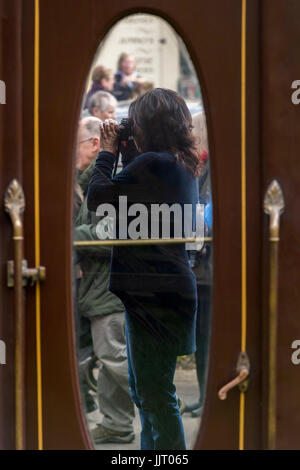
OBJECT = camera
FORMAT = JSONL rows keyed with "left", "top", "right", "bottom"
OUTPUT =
{"left": 118, "top": 118, "right": 133, "bottom": 142}
{"left": 102, "top": 117, "right": 138, "bottom": 173}
{"left": 118, "top": 118, "right": 139, "bottom": 165}
{"left": 102, "top": 118, "right": 133, "bottom": 143}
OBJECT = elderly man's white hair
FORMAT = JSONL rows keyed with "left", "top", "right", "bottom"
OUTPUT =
{"left": 88, "top": 91, "right": 117, "bottom": 115}
{"left": 80, "top": 116, "right": 101, "bottom": 139}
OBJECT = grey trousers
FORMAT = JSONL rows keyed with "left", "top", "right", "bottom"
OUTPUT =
{"left": 91, "top": 312, "right": 135, "bottom": 433}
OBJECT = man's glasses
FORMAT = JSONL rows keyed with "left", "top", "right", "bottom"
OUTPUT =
{"left": 78, "top": 137, "right": 93, "bottom": 144}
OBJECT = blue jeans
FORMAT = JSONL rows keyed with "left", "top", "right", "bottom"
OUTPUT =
{"left": 124, "top": 309, "right": 186, "bottom": 450}
{"left": 195, "top": 284, "right": 212, "bottom": 407}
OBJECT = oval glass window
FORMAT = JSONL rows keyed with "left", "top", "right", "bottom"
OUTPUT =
{"left": 73, "top": 13, "right": 213, "bottom": 450}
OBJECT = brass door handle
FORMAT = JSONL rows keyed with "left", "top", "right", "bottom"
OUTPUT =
{"left": 4, "top": 179, "right": 25, "bottom": 450}
{"left": 218, "top": 352, "right": 250, "bottom": 400}
{"left": 4, "top": 179, "right": 46, "bottom": 450}
{"left": 263, "top": 179, "right": 285, "bottom": 450}
{"left": 7, "top": 260, "right": 46, "bottom": 287}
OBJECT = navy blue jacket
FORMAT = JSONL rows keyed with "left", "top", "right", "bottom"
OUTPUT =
{"left": 87, "top": 150, "right": 199, "bottom": 354}
{"left": 87, "top": 150, "right": 198, "bottom": 292}
{"left": 113, "top": 71, "right": 134, "bottom": 101}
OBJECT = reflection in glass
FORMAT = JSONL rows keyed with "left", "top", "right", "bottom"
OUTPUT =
{"left": 73, "top": 13, "right": 212, "bottom": 450}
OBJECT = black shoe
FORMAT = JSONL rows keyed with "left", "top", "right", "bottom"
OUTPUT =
{"left": 184, "top": 401, "right": 201, "bottom": 413}
{"left": 91, "top": 424, "right": 135, "bottom": 444}
{"left": 191, "top": 406, "right": 203, "bottom": 418}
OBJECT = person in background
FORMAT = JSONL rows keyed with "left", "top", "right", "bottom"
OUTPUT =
{"left": 74, "top": 116, "right": 102, "bottom": 413}
{"left": 76, "top": 117, "right": 101, "bottom": 172}
{"left": 182, "top": 111, "right": 212, "bottom": 418}
{"left": 75, "top": 116, "right": 135, "bottom": 444}
{"left": 113, "top": 52, "right": 145, "bottom": 101}
{"left": 84, "top": 65, "right": 115, "bottom": 110}
{"left": 88, "top": 91, "right": 117, "bottom": 121}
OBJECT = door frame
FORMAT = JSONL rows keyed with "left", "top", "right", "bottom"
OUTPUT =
{"left": 10, "top": 0, "right": 300, "bottom": 450}
{"left": 21, "top": 0, "right": 263, "bottom": 450}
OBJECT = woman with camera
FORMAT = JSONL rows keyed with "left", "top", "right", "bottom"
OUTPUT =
{"left": 87, "top": 88, "right": 201, "bottom": 450}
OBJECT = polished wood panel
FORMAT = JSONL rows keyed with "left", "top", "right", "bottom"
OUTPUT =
{"left": 261, "top": 0, "right": 300, "bottom": 450}
{"left": 0, "top": 0, "right": 23, "bottom": 450}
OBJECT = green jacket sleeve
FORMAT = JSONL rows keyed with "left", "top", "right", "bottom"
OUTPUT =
{"left": 73, "top": 224, "right": 111, "bottom": 258}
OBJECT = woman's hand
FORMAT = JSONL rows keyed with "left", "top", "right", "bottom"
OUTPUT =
{"left": 100, "top": 119, "right": 119, "bottom": 155}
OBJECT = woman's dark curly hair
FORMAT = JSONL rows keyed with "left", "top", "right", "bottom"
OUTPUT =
{"left": 128, "top": 88, "right": 201, "bottom": 176}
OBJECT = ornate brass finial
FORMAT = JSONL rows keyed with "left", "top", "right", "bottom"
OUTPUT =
{"left": 4, "top": 179, "right": 25, "bottom": 216}
{"left": 263, "top": 180, "right": 285, "bottom": 241}
{"left": 263, "top": 179, "right": 285, "bottom": 216}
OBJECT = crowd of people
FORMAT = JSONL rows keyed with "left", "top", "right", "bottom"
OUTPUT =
{"left": 83, "top": 52, "right": 153, "bottom": 115}
{"left": 73, "top": 54, "right": 212, "bottom": 450}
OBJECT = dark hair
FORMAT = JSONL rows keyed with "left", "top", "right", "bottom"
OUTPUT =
{"left": 128, "top": 88, "right": 201, "bottom": 176}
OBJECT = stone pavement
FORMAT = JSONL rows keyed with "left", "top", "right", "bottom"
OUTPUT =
{"left": 85, "top": 366, "right": 201, "bottom": 450}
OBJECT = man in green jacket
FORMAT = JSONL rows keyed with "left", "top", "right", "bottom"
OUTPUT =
{"left": 74, "top": 116, "right": 135, "bottom": 444}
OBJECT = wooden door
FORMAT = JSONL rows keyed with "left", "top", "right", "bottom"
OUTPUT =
{"left": 1, "top": 0, "right": 300, "bottom": 450}
{"left": 0, "top": 0, "right": 23, "bottom": 450}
